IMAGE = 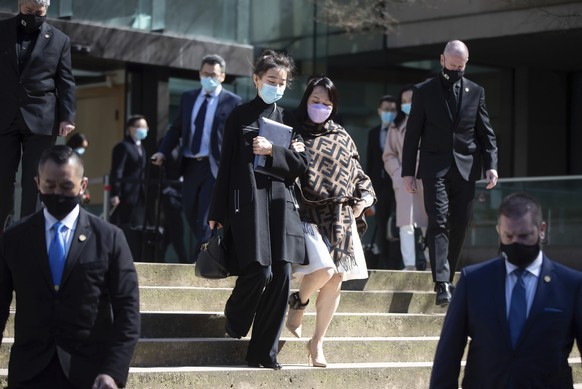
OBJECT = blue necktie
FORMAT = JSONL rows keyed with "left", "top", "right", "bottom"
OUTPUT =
{"left": 191, "top": 94, "right": 210, "bottom": 155}
{"left": 48, "top": 222, "right": 67, "bottom": 290}
{"left": 509, "top": 269, "right": 527, "bottom": 348}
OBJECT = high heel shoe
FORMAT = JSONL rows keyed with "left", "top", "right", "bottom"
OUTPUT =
{"left": 306, "top": 339, "right": 327, "bottom": 368}
{"left": 286, "top": 292, "right": 309, "bottom": 338}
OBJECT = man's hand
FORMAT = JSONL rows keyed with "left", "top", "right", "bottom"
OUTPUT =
{"left": 92, "top": 374, "right": 118, "bottom": 389}
{"left": 485, "top": 169, "right": 498, "bottom": 189}
{"left": 59, "top": 121, "right": 75, "bottom": 137}
{"left": 110, "top": 196, "right": 120, "bottom": 207}
{"left": 403, "top": 176, "right": 417, "bottom": 194}
{"left": 208, "top": 220, "right": 222, "bottom": 230}
{"left": 151, "top": 152, "right": 166, "bottom": 166}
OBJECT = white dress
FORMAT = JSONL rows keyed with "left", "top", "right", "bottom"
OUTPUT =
{"left": 292, "top": 221, "right": 369, "bottom": 281}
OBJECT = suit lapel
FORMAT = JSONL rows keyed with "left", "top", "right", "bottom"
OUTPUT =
{"left": 183, "top": 90, "right": 199, "bottom": 146}
{"left": 519, "top": 256, "right": 552, "bottom": 343}
{"left": 430, "top": 78, "right": 453, "bottom": 124}
{"left": 492, "top": 259, "right": 512, "bottom": 347}
{"left": 22, "top": 22, "right": 52, "bottom": 76}
{"left": 3, "top": 18, "right": 19, "bottom": 74}
{"left": 29, "top": 211, "right": 56, "bottom": 291}
{"left": 60, "top": 209, "right": 92, "bottom": 288}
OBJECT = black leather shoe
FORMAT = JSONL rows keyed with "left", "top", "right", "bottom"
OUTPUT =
{"left": 247, "top": 361, "right": 282, "bottom": 370}
{"left": 435, "top": 282, "right": 453, "bottom": 306}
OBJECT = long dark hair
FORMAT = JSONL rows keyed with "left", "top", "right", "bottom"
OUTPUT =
{"left": 295, "top": 76, "right": 339, "bottom": 125}
{"left": 394, "top": 84, "right": 414, "bottom": 128}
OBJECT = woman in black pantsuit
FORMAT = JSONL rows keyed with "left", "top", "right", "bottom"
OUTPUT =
{"left": 208, "top": 49, "right": 309, "bottom": 369}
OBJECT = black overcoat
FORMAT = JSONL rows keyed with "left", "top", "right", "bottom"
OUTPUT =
{"left": 209, "top": 96, "right": 309, "bottom": 271}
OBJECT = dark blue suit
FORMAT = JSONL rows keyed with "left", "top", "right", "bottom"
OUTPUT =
{"left": 430, "top": 255, "right": 582, "bottom": 388}
{"left": 158, "top": 87, "right": 241, "bottom": 260}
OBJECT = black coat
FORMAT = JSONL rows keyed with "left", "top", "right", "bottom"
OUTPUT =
{"left": 209, "top": 97, "right": 309, "bottom": 270}
{"left": 402, "top": 76, "right": 498, "bottom": 181}
{"left": 110, "top": 135, "right": 147, "bottom": 205}
{"left": 0, "top": 209, "right": 140, "bottom": 388}
{"left": 0, "top": 17, "right": 76, "bottom": 134}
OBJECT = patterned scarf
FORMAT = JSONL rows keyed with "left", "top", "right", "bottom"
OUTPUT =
{"left": 298, "top": 121, "right": 375, "bottom": 268}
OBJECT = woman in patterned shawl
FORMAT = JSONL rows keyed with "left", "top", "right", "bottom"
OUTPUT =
{"left": 286, "top": 76, "right": 376, "bottom": 367}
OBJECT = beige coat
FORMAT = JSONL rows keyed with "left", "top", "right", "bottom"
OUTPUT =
{"left": 382, "top": 117, "right": 428, "bottom": 227}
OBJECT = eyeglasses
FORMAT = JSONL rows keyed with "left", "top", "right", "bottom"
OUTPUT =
{"left": 200, "top": 72, "right": 222, "bottom": 79}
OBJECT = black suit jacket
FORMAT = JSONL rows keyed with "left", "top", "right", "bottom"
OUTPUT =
{"left": 0, "top": 16, "right": 76, "bottom": 134}
{"left": 159, "top": 87, "right": 242, "bottom": 178}
{"left": 431, "top": 255, "right": 582, "bottom": 388}
{"left": 0, "top": 209, "right": 140, "bottom": 388}
{"left": 366, "top": 125, "right": 392, "bottom": 196}
{"left": 402, "top": 76, "right": 498, "bottom": 181}
{"left": 110, "top": 135, "right": 147, "bottom": 205}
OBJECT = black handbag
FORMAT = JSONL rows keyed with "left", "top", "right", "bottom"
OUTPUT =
{"left": 195, "top": 228, "right": 230, "bottom": 279}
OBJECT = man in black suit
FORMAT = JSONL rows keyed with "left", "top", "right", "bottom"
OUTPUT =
{"left": 402, "top": 40, "right": 498, "bottom": 306}
{"left": 152, "top": 54, "right": 242, "bottom": 262}
{"left": 0, "top": 0, "right": 76, "bottom": 230}
{"left": 366, "top": 95, "right": 399, "bottom": 269}
{"left": 430, "top": 193, "right": 582, "bottom": 388}
{"left": 0, "top": 145, "right": 140, "bottom": 389}
{"left": 110, "top": 115, "right": 149, "bottom": 227}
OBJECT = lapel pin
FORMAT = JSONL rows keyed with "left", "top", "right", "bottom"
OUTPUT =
{"left": 79, "top": 234, "right": 87, "bottom": 242}
{"left": 544, "top": 275, "right": 551, "bottom": 283}
{"left": 45, "top": 33, "right": 50, "bottom": 39}
{"left": 465, "top": 87, "right": 469, "bottom": 92}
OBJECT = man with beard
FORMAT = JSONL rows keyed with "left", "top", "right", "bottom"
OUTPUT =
{"left": 430, "top": 192, "right": 582, "bottom": 389}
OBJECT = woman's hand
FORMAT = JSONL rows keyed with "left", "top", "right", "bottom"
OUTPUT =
{"left": 290, "top": 140, "right": 305, "bottom": 153}
{"left": 253, "top": 136, "right": 273, "bottom": 156}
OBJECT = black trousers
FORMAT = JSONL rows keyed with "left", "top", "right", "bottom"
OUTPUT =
{"left": 225, "top": 261, "right": 291, "bottom": 364}
{"left": 0, "top": 112, "right": 55, "bottom": 229}
{"left": 182, "top": 158, "right": 215, "bottom": 261}
{"left": 422, "top": 164, "right": 475, "bottom": 283}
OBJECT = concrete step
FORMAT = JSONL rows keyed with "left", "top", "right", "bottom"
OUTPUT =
{"left": 131, "top": 337, "right": 443, "bottom": 367}
{"left": 139, "top": 286, "right": 447, "bottom": 314}
{"left": 135, "top": 263, "right": 445, "bottom": 292}
{"left": 3, "top": 361, "right": 582, "bottom": 389}
{"left": 1, "top": 311, "right": 445, "bottom": 339}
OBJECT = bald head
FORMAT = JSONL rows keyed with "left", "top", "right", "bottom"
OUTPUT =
{"left": 443, "top": 40, "right": 469, "bottom": 61}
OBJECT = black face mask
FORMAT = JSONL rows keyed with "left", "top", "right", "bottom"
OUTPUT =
{"left": 499, "top": 239, "right": 541, "bottom": 269}
{"left": 39, "top": 193, "right": 82, "bottom": 220}
{"left": 18, "top": 13, "right": 46, "bottom": 33}
{"left": 441, "top": 67, "right": 464, "bottom": 85}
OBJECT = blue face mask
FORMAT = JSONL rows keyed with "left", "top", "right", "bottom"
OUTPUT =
{"left": 259, "top": 83, "right": 284, "bottom": 104}
{"left": 401, "top": 103, "right": 412, "bottom": 116}
{"left": 380, "top": 111, "right": 396, "bottom": 124}
{"left": 135, "top": 127, "right": 148, "bottom": 140}
{"left": 200, "top": 76, "right": 219, "bottom": 93}
{"left": 74, "top": 147, "right": 86, "bottom": 156}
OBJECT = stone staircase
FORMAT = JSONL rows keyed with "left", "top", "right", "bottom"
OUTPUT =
{"left": 2, "top": 263, "right": 581, "bottom": 388}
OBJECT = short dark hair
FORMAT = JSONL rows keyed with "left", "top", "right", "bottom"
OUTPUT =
{"left": 296, "top": 75, "right": 339, "bottom": 125}
{"left": 378, "top": 95, "right": 397, "bottom": 107}
{"left": 38, "top": 145, "right": 84, "bottom": 178}
{"left": 498, "top": 192, "right": 543, "bottom": 226}
{"left": 126, "top": 114, "right": 146, "bottom": 129}
{"left": 253, "top": 49, "right": 295, "bottom": 87}
{"left": 201, "top": 54, "right": 226, "bottom": 73}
